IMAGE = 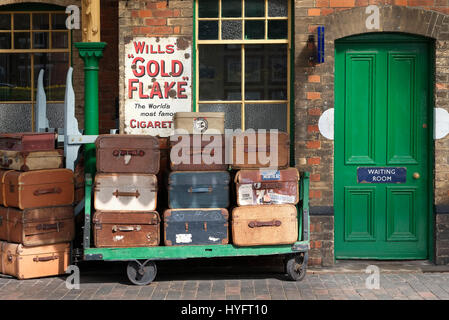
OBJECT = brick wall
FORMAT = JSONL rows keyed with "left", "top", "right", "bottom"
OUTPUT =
{"left": 436, "top": 214, "right": 449, "bottom": 264}
{"left": 118, "top": 0, "right": 194, "bottom": 132}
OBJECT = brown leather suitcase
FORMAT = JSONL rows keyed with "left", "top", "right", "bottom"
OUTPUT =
{"left": 0, "top": 149, "right": 64, "bottom": 171}
{"left": 92, "top": 211, "right": 160, "bottom": 247}
{"left": 235, "top": 168, "right": 300, "bottom": 206}
{"left": 96, "top": 134, "right": 160, "bottom": 174}
{"left": 94, "top": 173, "right": 157, "bottom": 212}
{"left": 231, "top": 131, "right": 290, "bottom": 169}
{"left": 0, "top": 170, "right": 12, "bottom": 206}
{"left": 169, "top": 134, "right": 228, "bottom": 171}
{"left": 3, "top": 169, "right": 74, "bottom": 210}
{"left": 0, "top": 241, "right": 70, "bottom": 279}
{"left": 0, "top": 132, "right": 56, "bottom": 152}
{"left": 231, "top": 205, "right": 298, "bottom": 246}
{"left": 0, "top": 206, "right": 74, "bottom": 246}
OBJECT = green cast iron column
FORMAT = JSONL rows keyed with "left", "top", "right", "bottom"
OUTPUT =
{"left": 74, "top": 42, "right": 107, "bottom": 176}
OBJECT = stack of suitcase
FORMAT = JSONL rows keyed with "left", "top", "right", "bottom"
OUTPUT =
{"left": 231, "top": 131, "right": 300, "bottom": 246}
{"left": 0, "top": 132, "right": 75, "bottom": 279}
{"left": 92, "top": 135, "right": 161, "bottom": 248}
{"left": 164, "top": 112, "right": 230, "bottom": 246}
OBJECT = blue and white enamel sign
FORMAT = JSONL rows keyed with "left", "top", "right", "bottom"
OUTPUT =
{"left": 357, "top": 167, "right": 407, "bottom": 184}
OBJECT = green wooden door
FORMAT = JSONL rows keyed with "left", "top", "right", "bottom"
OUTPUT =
{"left": 334, "top": 34, "right": 431, "bottom": 259}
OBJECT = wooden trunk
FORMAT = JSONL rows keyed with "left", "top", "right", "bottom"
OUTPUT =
{"left": 95, "top": 134, "right": 160, "bottom": 174}
{"left": 3, "top": 169, "right": 74, "bottom": 210}
{"left": 163, "top": 208, "right": 228, "bottom": 246}
{"left": 0, "top": 150, "right": 64, "bottom": 171}
{"left": 0, "top": 241, "right": 70, "bottom": 279}
{"left": 93, "top": 211, "right": 160, "bottom": 248}
{"left": 0, "top": 132, "right": 56, "bottom": 151}
{"left": 231, "top": 131, "right": 290, "bottom": 169}
{"left": 0, "top": 206, "right": 74, "bottom": 246}
{"left": 235, "top": 168, "right": 300, "bottom": 206}
{"left": 169, "top": 134, "right": 228, "bottom": 171}
{"left": 94, "top": 173, "right": 157, "bottom": 211}
{"left": 231, "top": 205, "right": 298, "bottom": 246}
{"left": 173, "top": 112, "right": 225, "bottom": 134}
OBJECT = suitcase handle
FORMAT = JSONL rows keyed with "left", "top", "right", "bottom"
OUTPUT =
{"left": 112, "top": 190, "right": 140, "bottom": 198}
{"left": 33, "top": 255, "right": 58, "bottom": 262}
{"left": 36, "top": 222, "right": 63, "bottom": 232}
{"left": 188, "top": 187, "right": 213, "bottom": 193}
{"left": 112, "top": 225, "right": 142, "bottom": 232}
{"left": 112, "top": 149, "right": 146, "bottom": 157}
{"left": 33, "top": 187, "right": 62, "bottom": 196}
{"left": 248, "top": 220, "right": 282, "bottom": 228}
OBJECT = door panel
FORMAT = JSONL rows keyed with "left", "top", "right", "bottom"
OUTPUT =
{"left": 335, "top": 35, "right": 430, "bottom": 259}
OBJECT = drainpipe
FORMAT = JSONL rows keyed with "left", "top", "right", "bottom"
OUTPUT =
{"left": 74, "top": 0, "right": 106, "bottom": 177}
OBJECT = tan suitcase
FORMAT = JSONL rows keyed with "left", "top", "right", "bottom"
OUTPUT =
{"left": 0, "top": 241, "right": 70, "bottom": 279}
{"left": 94, "top": 173, "right": 157, "bottom": 212}
{"left": 3, "top": 169, "right": 74, "bottom": 210}
{"left": 0, "top": 206, "right": 75, "bottom": 246}
{"left": 235, "top": 168, "right": 300, "bottom": 206}
{"left": 0, "top": 150, "right": 64, "bottom": 171}
{"left": 174, "top": 112, "right": 225, "bottom": 134}
{"left": 231, "top": 205, "right": 298, "bottom": 246}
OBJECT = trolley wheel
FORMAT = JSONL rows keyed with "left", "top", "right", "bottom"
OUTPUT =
{"left": 285, "top": 253, "right": 307, "bottom": 281}
{"left": 126, "top": 260, "right": 157, "bottom": 286}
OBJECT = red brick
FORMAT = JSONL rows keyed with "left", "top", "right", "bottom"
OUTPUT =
{"left": 330, "top": 0, "right": 355, "bottom": 6}
{"left": 355, "top": 0, "right": 369, "bottom": 5}
{"left": 393, "top": 0, "right": 407, "bottom": 5}
{"left": 433, "top": 7, "right": 449, "bottom": 14}
{"left": 308, "top": 75, "right": 321, "bottom": 83}
{"left": 152, "top": 9, "right": 176, "bottom": 17}
{"left": 408, "top": 0, "right": 433, "bottom": 5}
{"left": 309, "top": 257, "right": 322, "bottom": 266}
{"left": 307, "top": 157, "right": 321, "bottom": 165}
{"left": 145, "top": 18, "right": 167, "bottom": 26}
{"left": 139, "top": 10, "right": 153, "bottom": 18}
{"left": 321, "top": 8, "right": 335, "bottom": 15}
{"left": 308, "top": 8, "right": 321, "bottom": 16}
{"left": 307, "top": 92, "right": 321, "bottom": 100}
{"left": 310, "top": 173, "right": 321, "bottom": 182}
{"left": 307, "top": 125, "right": 320, "bottom": 133}
{"left": 310, "top": 190, "right": 322, "bottom": 199}
{"left": 308, "top": 107, "right": 322, "bottom": 116}
{"left": 316, "top": 0, "right": 330, "bottom": 6}
{"left": 306, "top": 141, "right": 321, "bottom": 149}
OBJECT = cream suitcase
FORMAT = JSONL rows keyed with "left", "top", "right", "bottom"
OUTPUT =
{"left": 94, "top": 173, "right": 157, "bottom": 211}
{"left": 173, "top": 112, "right": 225, "bottom": 134}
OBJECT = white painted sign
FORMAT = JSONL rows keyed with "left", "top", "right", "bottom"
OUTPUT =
{"left": 124, "top": 37, "right": 192, "bottom": 136}
{"left": 318, "top": 108, "right": 334, "bottom": 140}
{"left": 434, "top": 107, "right": 449, "bottom": 139}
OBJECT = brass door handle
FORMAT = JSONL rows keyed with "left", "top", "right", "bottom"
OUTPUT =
{"left": 413, "top": 172, "right": 420, "bottom": 179}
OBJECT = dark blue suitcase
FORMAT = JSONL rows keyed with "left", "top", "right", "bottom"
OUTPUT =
{"left": 168, "top": 171, "right": 230, "bottom": 209}
{"left": 163, "top": 208, "right": 229, "bottom": 246}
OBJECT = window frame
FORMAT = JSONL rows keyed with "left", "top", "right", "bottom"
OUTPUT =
{"left": 0, "top": 10, "right": 72, "bottom": 130}
{"left": 194, "top": 0, "right": 293, "bottom": 133}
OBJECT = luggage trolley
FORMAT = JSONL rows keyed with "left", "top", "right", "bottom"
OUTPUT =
{"left": 75, "top": 171, "right": 310, "bottom": 285}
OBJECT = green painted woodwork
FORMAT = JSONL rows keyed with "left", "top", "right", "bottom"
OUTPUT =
{"left": 335, "top": 34, "right": 431, "bottom": 259}
{"left": 75, "top": 42, "right": 107, "bottom": 177}
{"left": 83, "top": 167, "right": 309, "bottom": 261}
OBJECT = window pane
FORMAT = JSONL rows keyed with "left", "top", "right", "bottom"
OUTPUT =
{"left": 198, "top": 0, "right": 218, "bottom": 18}
{"left": 0, "top": 104, "right": 32, "bottom": 132}
{"left": 245, "top": 20, "right": 264, "bottom": 39}
{"left": 51, "top": 13, "right": 67, "bottom": 30}
{"left": 245, "top": 44, "right": 287, "bottom": 100}
{"left": 245, "top": 103, "right": 287, "bottom": 131}
{"left": 0, "top": 14, "right": 11, "bottom": 30}
{"left": 34, "top": 52, "right": 69, "bottom": 101}
{"left": 14, "top": 32, "right": 30, "bottom": 49}
{"left": 199, "top": 44, "right": 241, "bottom": 100}
{"left": 199, "top": 21, "right": 218, "bottom": 40}
{"left": 245, "top": 0, "right": 265, "bottom": 17}
{"left": 14, "top": 14, "right": 30, "bottom": 30}
{"left": 0, "top": 53, "right": 31, "bottom": 101}
{"left": 33, "top": 32, "right": 49, "bottom": 49}
{"left": 46, "top": 103, "right": 64, "bottom": 129}
{"left": 268, "top": 0, "right": 288, "bottom": 17}
{"left": 222, "top": 20, "right": 242, "bottom": 40}
{"left": 0, "top": 33, "right": 11, "bottom": 49}
{"left": 33, "top": 13, "right": 49, "bottom": 30}
{"left": 268, "top": 20, "right": 287, "bottom": 39}
{"left": 51, "top": 31, "right": 68, "bottom": 49}
{"left": 222, "top": 0, "right": 242, "bottom": 17}
{"left": 199, "top": 103, "right": 242, "bottom": 130}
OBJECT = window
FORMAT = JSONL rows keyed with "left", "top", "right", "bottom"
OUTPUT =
{"left": 0, "top": 10, "right": 71, "bottom": 131}
{"left": 196, "top": 0, "right": 291, "bottom": 132}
